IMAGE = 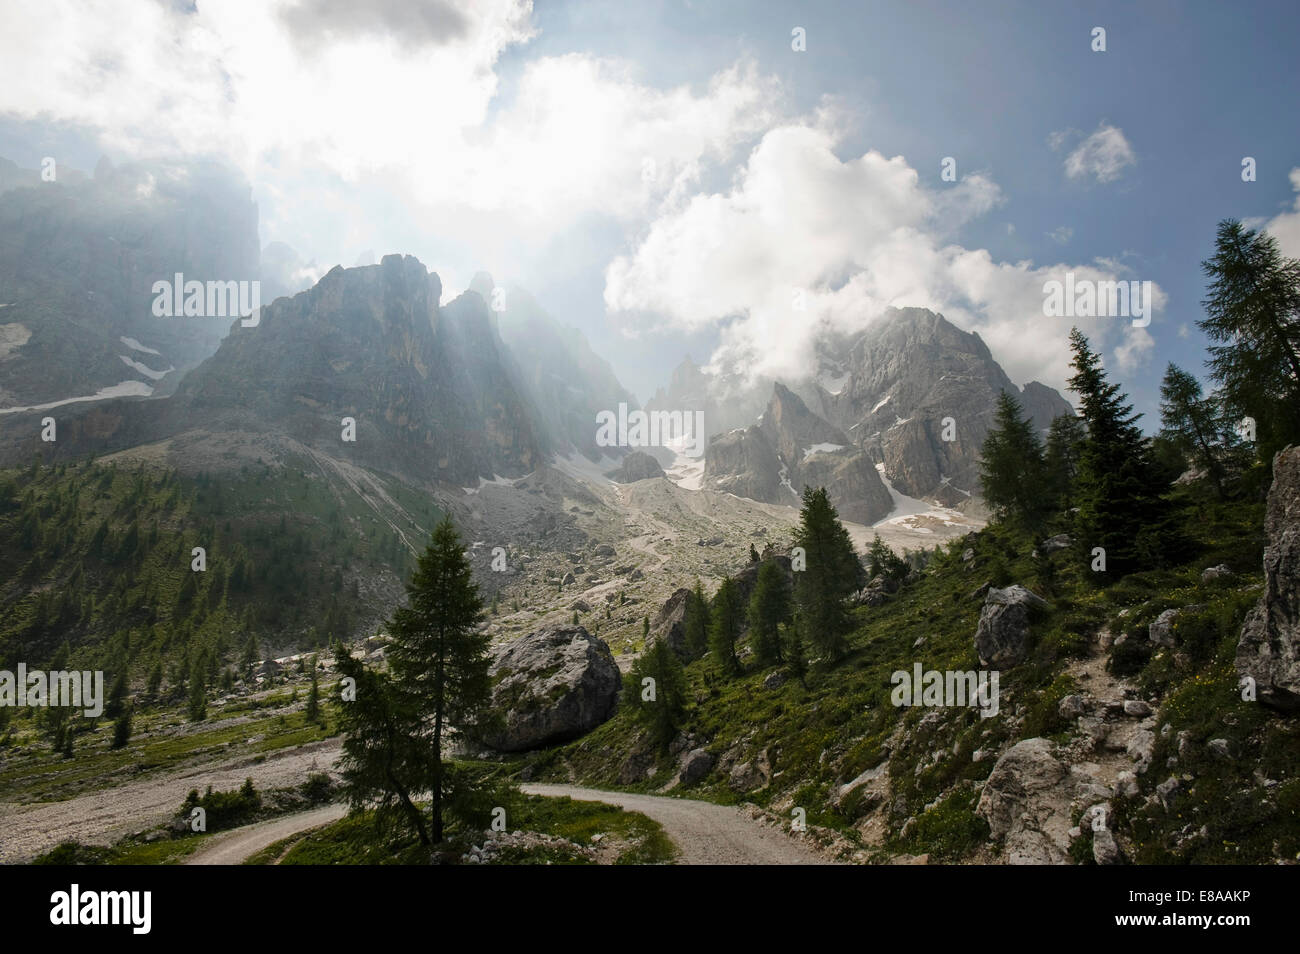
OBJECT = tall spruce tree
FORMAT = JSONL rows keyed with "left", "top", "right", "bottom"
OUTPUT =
{"left": 1199, "top": 220, "right": 1300, "bottom": 458}
{"left": 623, "top": 640, "right": 688, "bottom": 752}
{"left": 305, "top": 656, "right": 322, "bottom": 725}
{"left": 684, "top": 580, "right": 710, "bottom": 660}
{"left": 978, "top": 390, "right": 1049, "bottom": 528}
{"left": 793, "top": 487, "right": 865, "bottom": 662}
{"left": 1043, "top": 413, "right": 1086, "bottom": 511}
{"left": 334, "top": 646, "right": 433, "bottom": 844}
{"left": 1159, "top": 363, "right": 1231, "bottom": 498}
{"left": 748, "top": 559, "right": 791, "bottom": 666}
{"left": 385, "top": 516, "right": 493, "bottom": 844}
{"left": 187, "top": 653, "right": 207, "bottom": 722}
{"left": 1067, "top": 328, "right": 1164, "bottom": 579}
{"left": 708, "top": 577, "right": 743, "bottom": 676}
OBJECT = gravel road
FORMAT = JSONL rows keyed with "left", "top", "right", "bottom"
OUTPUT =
{"left": 521, "top": 783, "right": 838, "bottom": 865}
{"left": 0, "top": 739, "right": 343, "bottom": 864}
{"left": 185, "top": 803, "right": 348, "bottom": 865}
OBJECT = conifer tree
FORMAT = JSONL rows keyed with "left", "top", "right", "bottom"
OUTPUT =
{"left": 1067, "top": 328, "right": 1165, "bottom": 579}
{"left": 978, "top": 390, "right": 1048, "bottom": 527}
{"left": 334, "top": 647, "right": 432, "bottom": 844}
{"left": 1159, "top": 363, "right": 1232, "bottom": 497}
{"left": 1043, "top": 413, "right": 1086, "bottom": 511}
{"left": 111, "top": 706, "right": 132, "bottom": 750}
{"left": 793, "top": 487, "right": 864, "bottom": 662}
{"left": 785, "top": 618, "right": 808, "bottom": 689}
{"left": 708, "top": 577, "right": 743, "bottom": 676}
{"left": 187, "top": 654, "right": 207, "bottom": 722}
{"left": 385, "top": 516, "right": 493, "bottom": 844}
{"left": 623, "top": 640, "right": 688, "bottom": 752}
{"left": 305, "top": 656, "right": 322, "bottom": 725}
{"left": 684, "top": 580, "right": 710, "bottom": 660}
{"left": 1199, "top": 220, "right": 1300, "bottom": 457}
{"left": 748, "top": 559, "right": 790, "bottom": 666}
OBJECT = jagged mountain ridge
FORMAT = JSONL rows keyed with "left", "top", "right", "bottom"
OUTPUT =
{"left": 704, "top": 382, "right": 895, "bottom": 524}
{"left": 0, "top": 255, "right": 553, "bottom": 489}
{"left": 655, "top": 308, "right": 1075, "bottom": 506}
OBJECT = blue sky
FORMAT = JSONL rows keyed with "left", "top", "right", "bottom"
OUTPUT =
{"left": 1, "top": 0, "right": 1297, "bottom": 426}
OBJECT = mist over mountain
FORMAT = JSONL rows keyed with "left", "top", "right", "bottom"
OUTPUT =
{"left": 652, "top": 307, "right": 1074, "bottom": 509}
{"left": 0, "top": 156, "right": 258, "bottom": 409}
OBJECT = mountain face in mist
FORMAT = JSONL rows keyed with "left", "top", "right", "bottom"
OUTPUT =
{"left": 660, "top": 307, "right": 1075, "bottom": 508}
{"left": 0, "top": 156, "right": 259, "bottom": 409}
{"left": 805, "top": 308, "right": 1074, "bottom": 504}
{"left": 705, "top": 382, "right": 895, "bottom": 524}
{"left": 488, "top": 277, "right": 638, "bottom": 461}
{"left": 0, "top": 255, "right": 547, "bottom": 487}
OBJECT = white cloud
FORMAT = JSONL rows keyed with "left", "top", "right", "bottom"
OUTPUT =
{"left": 1048, "top": 226, "right": 1073, "bottom": 244}
{"left": 605, "top": 123, "right": 1162, "bottom": 393}
{"left": 1061, "top": 123, "right": 1136, "bottom": 184}
{"left": 1265, "top": 167, "right": 1300, "bottom": 258}
{"left": 0, "top": 0, "right": 779, "bottom": 269}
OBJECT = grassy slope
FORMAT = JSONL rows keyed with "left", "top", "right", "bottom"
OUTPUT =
{"left": 528, "top": 484, "right": 1300, "bottom": 863}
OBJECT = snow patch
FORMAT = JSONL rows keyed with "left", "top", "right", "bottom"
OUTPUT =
{"left": 461, "top": 474, "right": 519, "bottom": 495}
{"left": 820, "top": 371, "right": 849, "bottom": 396}
{"left": 120, "top": 336, "right": 162, "bottom": 356}
{"left": 0, "top": 380, "right": 154, "bottom": 415}
{"left": 802, "top": 442, "right": 845, "bottom": 461}
{"left": 119, "top": 354, "right": 173, "bottom": 381}
{"left": 872, "top": 462, "right": 966, "bottom": 532}
{"left": 778, "top": 461, "right": 800, "bottom": 500}
{"left": 871, "top": 394, "right": 892, "bottom": 414}
{"left": 552, "top": 451, "right": 620, "bottom": 487}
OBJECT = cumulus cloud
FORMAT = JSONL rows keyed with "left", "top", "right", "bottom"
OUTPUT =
{"left": 1265, "top": 167, "right": 1300, "bottom": 258}
{"left": 1059, "top": 123, "right": 1136, "bottom": 184}
{"left": 605, "top": 124, "right": 1162, "bottom": 394}
{"left": 0, "top": 0, "right": 777, "bottom": 245}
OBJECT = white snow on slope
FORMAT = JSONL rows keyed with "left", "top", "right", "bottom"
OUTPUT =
{"left": 802, "top": 442, "right": 845, "bottom": 461}
{"left": 0, "top": 381, "right": 153, "bottom": 415}
{"left": 872, "top": 462, "right": 966, "bottom": 533}
{"left": 119, "top": 354, "right": 173, "bottom": 381}
{"left": 552, "top": 451, "right": 620, "bottom": 486}
{"left": 871, "top": 394, "right": 891, "bottom": 414}
{"left": 461, "top": 474, "right": 518, "bottom": 495}
{"left": 120, "top": 336, "right": 162, "bottom": 356}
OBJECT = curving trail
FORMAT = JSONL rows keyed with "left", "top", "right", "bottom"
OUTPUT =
{"left": 185, "top": 803, "right": 347, "bottom": 865}
{"left": 521, "top": 783, "right": 838, "bottom": 865}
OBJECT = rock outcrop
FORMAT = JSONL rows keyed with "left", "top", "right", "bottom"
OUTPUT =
{"left": 704, "top": 383, "right": 893, "bottom": 524}
{"left": 976, "top": 737, "right": 1110, "bottom": 864}
{"left": 1236, "top": 446, "right": 1300, "bottom": 711}
{"left": 974, "top": 585, "right": 1048, "bottom": 667}
{"left": 605, "top": 450, "right": 666, "bottom": 483}
{"left": 649, "top": 587, "right": 692, "bottom": 657}
{"left": 480, "top": 626, "right": 621, "bottom": 752}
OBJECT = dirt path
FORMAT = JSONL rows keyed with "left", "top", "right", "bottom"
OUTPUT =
{"left": 185, "top": 804, "right": 347, "bottom": 865}
{"left": 0, "top": 739, "right": 343, "bottom": 864}
{"left": 521, "top": 783, "right": 838, "bottom": 865}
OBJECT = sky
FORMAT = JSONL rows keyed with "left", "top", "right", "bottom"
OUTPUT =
{"left": 1, "top": 0, "right": 1298, "bottom": 425}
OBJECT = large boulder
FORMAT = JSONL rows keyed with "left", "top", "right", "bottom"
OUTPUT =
{"left": 976, "top": 738, "right": 1110, "bottom": 864}
{"left": 1237, "top": 446, "right": 1300, "bottom": 711}
{"left": 974, "top": 585, "right": 1048, "bottom": 667}
{"left": 605, "top": 451, "right": 666, "bottom": 483}
{"left": 649, "top": 587, "right": 692, "bottom": 657}
{"left": 480, "top": 626, "right": 621, "bottom": 752}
